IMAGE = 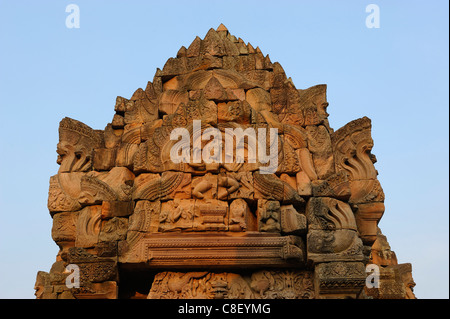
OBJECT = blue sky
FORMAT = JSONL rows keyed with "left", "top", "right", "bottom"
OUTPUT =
{"left": 0, "top": 0, "right": 448, "bottom": 299}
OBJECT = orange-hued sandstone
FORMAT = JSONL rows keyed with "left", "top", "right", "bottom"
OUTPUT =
{"left": 36, "top": 24, "right": 415, "bottom": 299}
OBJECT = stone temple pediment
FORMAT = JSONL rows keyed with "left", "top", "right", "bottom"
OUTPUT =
{"left": 36, "top": 24, "right": 416, "bottom": 300}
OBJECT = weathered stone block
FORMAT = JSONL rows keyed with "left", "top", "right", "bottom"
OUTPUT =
{"left": 280, "top": 204, "right": 306, "bottom": 235}
{"left": 93, "top": 148, "right": 117, "bottom": 171}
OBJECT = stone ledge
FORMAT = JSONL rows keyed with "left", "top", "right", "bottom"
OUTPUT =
{"left": 119, "top": 232, "right": 305, "bottom": 269}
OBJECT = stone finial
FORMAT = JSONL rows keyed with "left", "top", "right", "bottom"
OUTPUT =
{"left": 216, "top": 23, "right": 228, "bottom": 32}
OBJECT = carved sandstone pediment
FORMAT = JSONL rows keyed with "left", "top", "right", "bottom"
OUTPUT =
{"left": 38, "top": 24, "right": 414, "bottom": 300}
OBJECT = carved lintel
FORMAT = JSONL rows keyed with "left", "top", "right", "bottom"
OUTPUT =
{"left": 120, "top": 233, "right": 305, "bottom": 268}
{"left": 147, "top": 270, "right": 314, "bottom": 299}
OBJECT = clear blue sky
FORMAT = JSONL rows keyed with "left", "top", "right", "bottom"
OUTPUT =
{"left": 0, "top": 0, "right": 448, "bottom": 299}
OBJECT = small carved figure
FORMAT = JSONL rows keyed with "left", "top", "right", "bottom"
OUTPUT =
{"left": 259, "top": 201, "right": 281, "bottom": 232}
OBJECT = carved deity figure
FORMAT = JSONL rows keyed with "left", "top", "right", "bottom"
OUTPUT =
{"left": 259, "top": 201, "right": 281, "bottom": 232}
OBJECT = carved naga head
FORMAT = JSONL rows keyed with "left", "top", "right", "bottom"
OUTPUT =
{"left": 57, "top": 117, "right": 102, "bottom": 173}
{"left": 331, "top": 117, "right": 385, "bottom": 245}
{"left": 298, "top": 84, "right": 330, "bottom": 127}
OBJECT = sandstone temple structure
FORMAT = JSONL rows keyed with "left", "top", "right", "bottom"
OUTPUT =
{"left": 35, "top": 25, "right": 416, "bottom": 299}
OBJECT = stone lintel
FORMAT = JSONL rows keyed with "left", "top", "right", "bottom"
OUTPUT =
{"left": 119, "top": 232, "right": 305, "bottom": 269}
